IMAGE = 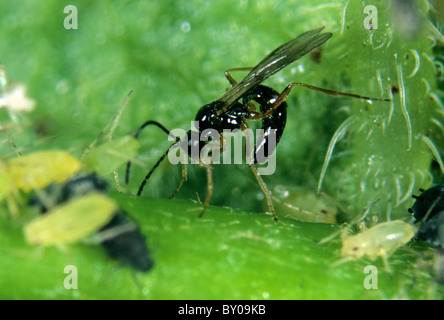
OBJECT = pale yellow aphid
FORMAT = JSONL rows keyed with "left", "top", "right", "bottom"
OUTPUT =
{"left": 24, "top": 193, "right": 117, "bottom": 246}
{"left": 7, "top": 150, "right": 81, "bottom": 192}
{"left": 340, "top": 220, "right": 416, "bottom": 271}
{"left": 271, "top": 185, "right": 337, "bottom": 223}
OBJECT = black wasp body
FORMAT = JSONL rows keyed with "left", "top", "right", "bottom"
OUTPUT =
{"left": 194, "top": 84, "right": 287, "bottom": 163}
{"left": 127, "top": 27, "right": 388, "bottom": 221}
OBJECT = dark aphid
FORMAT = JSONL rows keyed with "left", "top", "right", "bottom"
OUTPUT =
{"left": 99, "top": 211, "right": 153, "bottom": 272}
{"left": 29, "top": 173, "right": 153, "bottom": 272}
{"left": 30, "top": 172, "right": 108, "bottom": 213}
{"left": 127, "top": 27, "right": 389, "bottom": 222}
{"left": 409, "top": 185, "right": 444, "bottom": 221}
{"left": 409, "top": 185, "right": 444, "bottom": 246}
{"left": 414, "top": 211, "right": 444, "bottom": 247}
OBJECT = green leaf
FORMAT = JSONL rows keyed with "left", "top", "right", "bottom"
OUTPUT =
{"left": 0, "top": 0, "right": 442, "bottom": 300}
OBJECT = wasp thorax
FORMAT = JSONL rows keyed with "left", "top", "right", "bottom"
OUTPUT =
{"left": 194, "top": 101, "right": 225, "bottom": 132}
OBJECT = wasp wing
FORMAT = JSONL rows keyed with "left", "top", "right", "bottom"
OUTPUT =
{"left": 217, "top": 27, "right": 332, "bottom": 112}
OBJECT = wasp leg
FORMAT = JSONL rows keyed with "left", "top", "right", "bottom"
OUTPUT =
{"left": 169, "top": 162, "right": 187, "bottom": 199}
{"left": 224, "top": 67, "right": 254, "bottom": 86}
{"left": 249, "top": 163, "right": 278, "bottom": 222}
{"left": 198, "top": 163, "right": 214, "bottom": 219}
{"left": 247, "top": 82, "right": 389, "bottom": 120}
{"left": 244, "top": 118, "right": 277, "bottom": 222}
{"left": 224, "top": 67, "right": 257, "bottom": 112}
{"left": 239, "top": 121, "right": 277, "bottom": 222}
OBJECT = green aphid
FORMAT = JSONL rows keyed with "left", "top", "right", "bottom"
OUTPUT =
{"left": 24, "top": 193, "right": 117, "bottom": 246}
{"left": 271, "top": 185, "right": 337, "bottom": 223}
{"left": 82, "top": 135, "right": 140, "bottom": 176}
{"left": 7, "top": 150, "right": 82, "bottom": 192}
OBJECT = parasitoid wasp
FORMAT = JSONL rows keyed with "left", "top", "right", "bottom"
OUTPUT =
{"left": 126, "top": 27, "right": 389, "bottom": 222}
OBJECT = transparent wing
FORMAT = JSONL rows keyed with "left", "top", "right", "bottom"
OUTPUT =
{"left": 217, "top": 27, "right": 332, "bottom": 113}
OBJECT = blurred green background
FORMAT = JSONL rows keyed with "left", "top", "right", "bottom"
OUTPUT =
{"left": 0, "top": 0, "right": 443, "bottom": 299}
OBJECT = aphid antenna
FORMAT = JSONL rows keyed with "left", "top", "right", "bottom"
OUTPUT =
{"left": 325, "top": 256, "right": 355, "bottom": 270}
{"left": 107, "top": 90, "right": 134, "bottom": 141}
{"left": 81, "top": 90, "right": 134, "bottom": 161}
{"left": 349, "top": 198, "right": 381, "bottom": 226}
{"left": 318, "top": 198, "right": 381, "bottom": 244}
{"left": 0, "top": 135, "right": 55, "bottom": 160}
{"left": 81, "top": 90, "right": 134, "bottom": 193}
{"left": 1, "top": 129, "right": 21, "bottom": 157}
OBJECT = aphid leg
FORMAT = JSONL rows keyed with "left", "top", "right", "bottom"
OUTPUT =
{"left": 249, "top": 164, "right": 278, "bottom": 222}
{"left": 113, "top": 171, "right": 124, "bottom": 193}
{"left": 381, "top": 254, "right": 392, "bottom": 275}
{"left": 198, "top": 163, "right": 214, "bottom": 219}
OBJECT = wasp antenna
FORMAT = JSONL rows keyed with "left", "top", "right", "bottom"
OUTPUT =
{"left": 133, "top": 120, "right": 175, "bottom": 140}
{"left": 137, "top": 142, "right": 177, "bottom": 196}
{"left": 126, "top": 120, "right": 178, "bottom": 185}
